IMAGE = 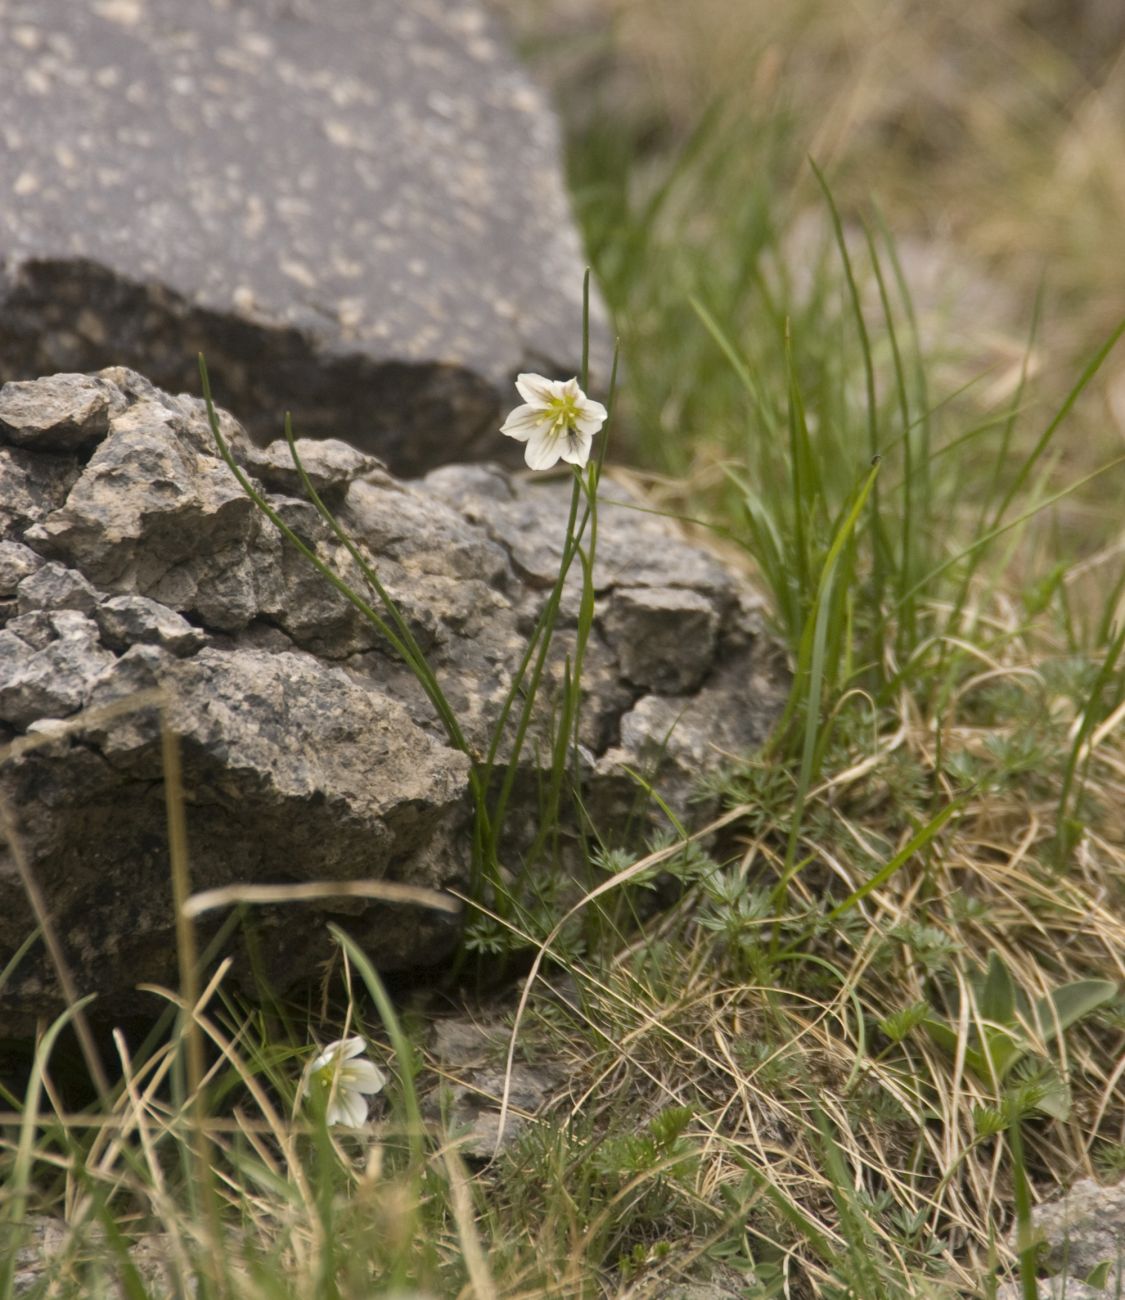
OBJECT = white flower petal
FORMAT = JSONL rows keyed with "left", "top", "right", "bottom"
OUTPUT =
{"left": 559, "top": 431, "right": 593, "bottom": 467}
{"left": 324, "top": 1098, "right": 344, "bottom": 1126}
{"left": 499, "top": 404, "right": 543, "bottom": 440}
{"left": 325, "top": 1087, "right": 368, "bottom": 1127}
{"left": 524, "top": 432, "right": 563, "bottom": 470}
{"left": 575, "top": 400, "right": 607, "bottom": 432}
{"left": 514, "top": 372, "right": 559, "bottom": 407}
{"left": 310, "top": 1036, "right": 363, "bottom": 1073}
{"left": 343, "top": 1060, "right": 387, "bottom": 1095}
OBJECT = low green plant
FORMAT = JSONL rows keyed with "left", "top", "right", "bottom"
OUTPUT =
{"left": 922, "top": 950, "right": 1117, "bottom": 1121}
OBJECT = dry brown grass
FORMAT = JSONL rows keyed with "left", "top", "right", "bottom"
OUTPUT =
{"left": 496, "top": 584, "right": 1125, "bottom": 1293}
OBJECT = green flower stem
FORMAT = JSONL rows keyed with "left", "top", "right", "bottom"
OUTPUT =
{"left": 525, "top": 463, "right": 600, "bottom": 869}
{"left": 485, "top": 474, "right": 589, "bottom": 879}
{"left": 279, "top": 417, "right": 469, "bottom": 756}
{"left": 769, "top": 460, "right": 881, "bottom": 933}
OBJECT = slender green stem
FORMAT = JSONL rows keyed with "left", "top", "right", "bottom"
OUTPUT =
{"left": 526, "top": 467, "right": 600, "bottom": 869}
{"left": 812, "top": 160, "right": 887, "bottom": 673}
{"left": 199, "top": 359, "right": 459, "bottom": 743}
{"left": 864, "top": 218, "right": 915, "bottom": 657}
{"left": 1008, "top": 1118, "right": 1040, "bottom": 1300}
{"left": 281, "top": 416, "right": 469, "bottom": 756}
{"left": 488, "top": 475, "right": 587, "bottom": 863}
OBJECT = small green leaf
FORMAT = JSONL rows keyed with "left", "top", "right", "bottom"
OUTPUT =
{"left": 1085, "top": 1260, "right": 1112, "bottom": 1289}
{"left": 921, "top": 1017, "right": 958, "bottom": 1056}
{"left": 922, "top": 1018, "right": 991, "bottom": 1082}
{"left": 980, "top": 950, "right": 1017, "bottom": 1024}
{"left": 879, "top": 1000, "right": 930, "bottom": 1043}
{"left": 980, "top": 1026, "right": 1023, "bottom": 1081}
{"left": 1007, "top": 1060, "right": 1072, "bottom": 1122}
{"left": 1031, "top": 1080, "right": 1072, "bottom": 1122}
{"left": 972, "top": 1104, "right": 1008, "bottom": 1139}
{"left": 1054, "top": 817, "right": 1085, "bottom": 865}
{"left": 1032, "top": 979, "right": 1118, "bottom": 1044}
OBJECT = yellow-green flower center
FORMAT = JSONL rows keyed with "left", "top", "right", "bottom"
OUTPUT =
{"left": 315, "top": 1066, "right": 334, "bottom": 1091}
{"left": 540, "top": 394, "right": 580, "bottom": 441}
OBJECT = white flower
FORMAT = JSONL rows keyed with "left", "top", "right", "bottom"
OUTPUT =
{"left": 302, "top": 1036, "right": 386, "bottom": 1127}
{"left": 500, "top": 373, "right": 607, "bottom": 470}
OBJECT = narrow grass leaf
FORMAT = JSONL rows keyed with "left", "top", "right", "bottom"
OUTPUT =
{"left": 828, "top": 790, "right": 969, "bottom": 921}
{"left": 1, "top": 995, "right": 97, "bottom": 1300}
{"left": 328, "top": 926, "right": 424, "bottom": 1161}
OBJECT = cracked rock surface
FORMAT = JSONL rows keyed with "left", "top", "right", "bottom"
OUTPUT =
{"left": 0, "top": 368, "right": 786, "bottom": 1034}
{"left": 995, "top": 1177, "right": 1125, "bottom": 1300}
{"left": 0, "top": 0, "right": 608, "bottom": 473}
{"left": 423, "top": 1014, "right": 565, "bottom": 1160}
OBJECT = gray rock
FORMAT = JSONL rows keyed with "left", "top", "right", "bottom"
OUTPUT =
{"left": 0, "top": 540, "right": 44, "bottom": 596}
{"left": 653, "top": 1279, "right": 756, "bottom": 1300}
{"left": 423, "top": 1022, "right": 563, "bottom": 1161}
{"left": 431, "top": 1016, "right": 509, "bottom": 1069}
{"left": 423, "top": 1013, "right": 574, "bottom": 1159}
{"left": 11, "top": 1215, "right": 68, "bottom": 1298}
{"left": 424, "top": 462, "right": 739, "bottom": 597}
{"left": 602, "top": 586, "right": 719, "bottom": 693}
{"left": 442, "top": 1062, "right": 562, "bottom": 1160}
{"left": 0, "top": 445, "right": 80, "bottom": 539}
{"left": 0, "top": 368, "right": 785, "bottom": 1033}
{"left": 16, "top": 559, "right": 99, "bottom": 616}
{"left": 995, "top": 1177, "right": 1125, "bottom": 1299}
{"left": 0, "top": 372, "right": 121, "bottom": 452}
{"left": 0, "top": 0, "right": 607, "bottom": 474}
{"left": 10, "top": 1212, "right": 201, "bottom": 1297}
{"left": 0, "top": 609, "right": 116, "bottom": 729}
{"left": 0, "top": 642, "right": 471, "bottom": 1026}
{"left": 23, "top": 390, "right": 271, "bottom": 628}
{"left": 995, "top": 1283, "right": 1101, "bottom": 1300}
{"left": 239, "top": 438, "right": 384, "bottom": 502}
{"left": 94, "top": 595, "right": 205, "bottom": 656}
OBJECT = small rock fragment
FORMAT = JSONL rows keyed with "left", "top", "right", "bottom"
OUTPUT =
{"left": 95, "top": 596, "right": 206, "bottom": 656}
{"left": 0, "top": 447, "right": 79, "bottom": 537}
{"left": 240, "top": 438, "right": 384, "bottom": 500}
{"left": 0, "top": 541, "right": 44, "bottom": 596}
{"left": 433, "top": 1063, "right": 562, "bottom": 1161}
{"left": 995, "top": 1177, "right": 1125, "bottom": 1300}
{"left": 602, "top": 586, "right": 719, "bottom": 693}
{"left": 16, "top": 561, "right": 99, "bottom": 616}
{"left": 0, "top": 610, "right": 116, "bottom": 728}
{"left": 0, "top": 373, "right": 120, "bottom": 453}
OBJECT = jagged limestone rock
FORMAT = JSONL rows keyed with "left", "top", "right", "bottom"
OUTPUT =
{"left": 0, "top": 368, "right": 786, "bottom": 1034}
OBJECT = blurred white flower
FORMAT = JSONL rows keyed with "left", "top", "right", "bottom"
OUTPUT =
{"left": 302, "top": 1036, "right": 386, "bottom": 1127}
{"left": 500, "top": 372, "right": 607, "bottom": 470}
